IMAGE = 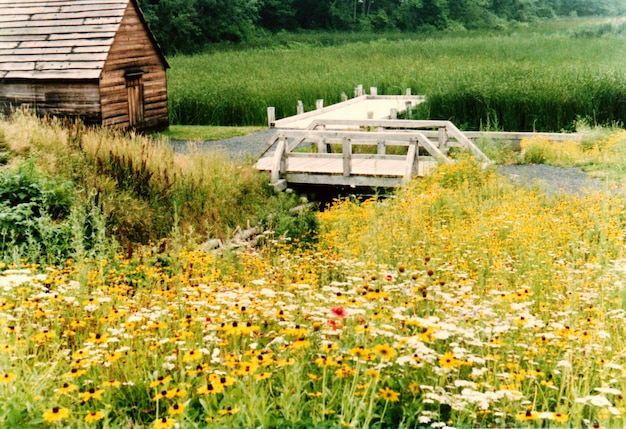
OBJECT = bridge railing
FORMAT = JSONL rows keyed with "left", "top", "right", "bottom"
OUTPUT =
{"left": 305, "top": 119, "right": 490, "bottom": 163}
{"left": 260, "top": 128, "right": 453, "bottom": 190}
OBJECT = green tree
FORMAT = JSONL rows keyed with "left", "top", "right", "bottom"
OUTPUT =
{"left": 140, "top": 0, "right": 200, "bottom": 54}
{"left": 258, "top": 0, "right": 297, "bottom": 31}
{"left": 195, "top": 0, "right": 259, "bottom": 43}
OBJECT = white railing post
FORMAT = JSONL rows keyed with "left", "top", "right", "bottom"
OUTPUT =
{"left": 370, "top": 87, "right": 378, "bottom": 96}
{"left": 342, "top": 137, "right": 351, "bottom": 177}
{"left": 405, "top": 138, "right": 418, "bottom": 182}
{"left": 297, "top": 100, "right": 304, "bottom": 115}
{"left": 438, "top": 126, "right": 448, "bottom": 149}
{"left": 271, "top": 137, "right": 286, "bottom": 185}
{"left": 267, "top": 107, "right": 275, "bottom": 127}
{"left": 315, "top": 99, "right": 324, "bottom": 110}
{"left": 377, "top": 139, "right": 386, "bottom": 155}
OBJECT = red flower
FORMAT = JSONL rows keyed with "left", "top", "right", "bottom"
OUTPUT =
{"left": 330, "top": 306, "right": 347, "bottom": 318}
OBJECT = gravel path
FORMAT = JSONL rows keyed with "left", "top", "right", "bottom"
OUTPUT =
{"left": 496, "top": 164, "right": 619, "bottom": 197}
{"left": 170, "top": 129, "right": 276, "bottom": 161}
{"left": 170, "top": 129, "right": 622, "bottom": 197}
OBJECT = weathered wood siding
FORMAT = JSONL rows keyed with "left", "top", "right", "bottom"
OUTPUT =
{"left": 100, "top": 2, "right": 168, "bottom": 131}
{"left": 0, "top": 80, "right": 101, "bottom": 123}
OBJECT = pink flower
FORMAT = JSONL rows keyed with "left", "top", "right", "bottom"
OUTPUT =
{"left": 330, "top": 306, "right": 347, "bottom": 318}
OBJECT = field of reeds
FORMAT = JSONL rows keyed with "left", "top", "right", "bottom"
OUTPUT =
{"left": 3, "top": 109, "right": 626, "bottom": 427}
{"left": 168, "top": 18, "right": 626, "bottom": 132}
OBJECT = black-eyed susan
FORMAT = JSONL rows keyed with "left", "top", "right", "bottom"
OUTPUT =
{"left": 0, "top": 344, "right": 15, "bottom": 353}
{"left": 182, "top": 349, "right": 202, "bottom": 363}
{"left": 84, "top": 410, "right": 105, "bottom": 423}
{"left": 0, "top": 372, "right": 16, "bottom": 384}
{"left": 55, "top": 382, "right": 78, "bottom": 395}
{"left": 149, "top": 375, "right": 172, "bottom": 388}
{"left": 42, "top": 406, "right": 70, "bottom": 423}
{"left": 102, "top": 380, "right": 122, "bottom": 388}
{"left": 152, "top": 416, "right": 176, "bottom": 429}
{"left": 515, "top": 410, "right": 540, "bottom": 422}
{"left": 372, "top": 344, "right": 396, "bottom": 360}
{"left": 63, "top": 368, "right": 87, "bottom": 378}
{"left": 167, "top": 402, "right": 185, "bottom": 416}
{"left": 379, "top": 387, "right": 400, "bottom": 402}
{"left": 197, "top": 382, "right": 224, "bottom": 395}
{"left": 254, "top": 372, "right": 273, "bottom": 381}
{"left": 79, "top": 387, "right": 105, "bottom": 402}
{"left": 218, "top": 406, "right": 241, "bottom": 415}
{"left": 438, "top": 351, "right": 464, "bottom": 369}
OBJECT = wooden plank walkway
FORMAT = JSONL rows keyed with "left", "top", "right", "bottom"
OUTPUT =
{"left": 270, "top": 92, "right": 425, "bottom": 129}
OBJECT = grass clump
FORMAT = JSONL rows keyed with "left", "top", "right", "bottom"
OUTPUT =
{"left": 517, "top": 126, "right": 626, "bottom": 182}
{"left": 0, "top": 111, "right": 317, "bottom": 263}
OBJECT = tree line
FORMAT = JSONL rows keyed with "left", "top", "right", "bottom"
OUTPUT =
{"left": 138, "top": 0, "right": 626, "bottom": 54}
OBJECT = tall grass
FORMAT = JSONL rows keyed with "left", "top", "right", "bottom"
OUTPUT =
{"left": 0, "top": 112, "right": 317, "bottom": 263}
{"left": 168, "top": 18, "right": 626, "bottom": 131}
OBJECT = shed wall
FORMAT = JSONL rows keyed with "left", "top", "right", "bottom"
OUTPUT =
{"left": 100, "top": 2, "right": 168, "bottom": 131}
{"left": 0, "top": 80, "right": 101, "bottom": 123}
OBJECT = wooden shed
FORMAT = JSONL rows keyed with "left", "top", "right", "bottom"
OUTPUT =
{"left": 0, "top": 0, "right": 169, "bottom": 132}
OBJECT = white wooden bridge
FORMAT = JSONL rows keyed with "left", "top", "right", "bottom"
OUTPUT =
{"left": 255, "top": 117, "right": 490, "bottom": 191}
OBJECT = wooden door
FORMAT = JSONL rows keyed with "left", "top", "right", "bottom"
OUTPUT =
{"left": 126, "top": 75, "right": 144, "bottom": 128}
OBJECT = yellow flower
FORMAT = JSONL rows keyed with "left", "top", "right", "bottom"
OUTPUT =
{"left": 168, "top": 402, "right": 186, "bottom": 416}
{"left": 153, "top": 416, "right": 176, "bottom": 429}
{"left": 255, "top": 371, "right": 273, "bottom": 380}
{"left": 85, "top": 410, "right": 105, "bottom": 423}
{"left": 63, "top": 368, "right": 87, "bottom": 378}
{"left": 0, "top": 372, "right": 16, "bottom": 383}
{"left": 149, "top": 375, "right": 172, "bottom": 388}
{"left": 372, "top": 344, "right": 396, "bottom": 360}
{"left": 218, "top": 406, "right": 240, "bottom": 415}
{"left": 197, "top": 382, "right": 224, "bottom": 395}
{"left": 438, "top": 351, "right": 464, "bottom": 369}
{"left": 379, "top": 387, "right": 400, "bottom": 402}
{"left": 515, "top": 410, "right": 540, "bottom": 422}
{"left": 102, "top": 380, "right": 122, "bottom": 388}
{"left": 43, "top": 407, "right": 70, "bottom": 423}
{"left": 79, "top": 388, "right": 105, "bottom": 402}
{"left": 182, "top": 349, "right": 202, "bottom": 362}
{"left": 55, "top": 382, "right": 78, "bottom": 395}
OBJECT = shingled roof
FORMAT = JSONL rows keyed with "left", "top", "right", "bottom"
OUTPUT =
{"left": 0, "top": 0, "right": 166, "bottom": 80}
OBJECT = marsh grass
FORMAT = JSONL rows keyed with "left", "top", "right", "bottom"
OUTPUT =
{"left": 168, "top": 18, "right": 626, "bottom": 131}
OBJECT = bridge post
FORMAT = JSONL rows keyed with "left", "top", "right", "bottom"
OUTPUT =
{"left": 316, "top": 99, "right": 324, "bottom": 110}
{"left": 377, "top": 140, "right": 386, "bottom": 155}
{"left": 342, "top": 137, "right": 351, "bottom": 177}
{"left": 439, "top": 126, "right": 448, "bottom": 150}
{"left": 405, "top": 138, "right": 418, "bottom": 182}
{"left": 297, "top": 100, "right": 304, "bottom": 115}
{"left": 271, "top": 138, "right": 286, "bottom": 187}
{"left": 267, "top": 107, "right": 275, "bottom": 127}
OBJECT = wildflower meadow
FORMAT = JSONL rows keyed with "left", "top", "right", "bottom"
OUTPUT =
{"left": 3, "top": 126, "right": 626, "bottom": 429}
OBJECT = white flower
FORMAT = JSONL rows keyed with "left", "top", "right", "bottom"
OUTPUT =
{"left": 575, "top": 395, "right": 612, "bottom": 407}
{"left": 595, "top": 387, "right": 622, "bottom": 395}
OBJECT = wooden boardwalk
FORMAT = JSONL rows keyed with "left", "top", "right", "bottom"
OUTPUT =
{"left": 270, "top": 90, "right": 425, "bottom": 129}
{"left": 255, "top": 119, "right": 490, "bottom": 191}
